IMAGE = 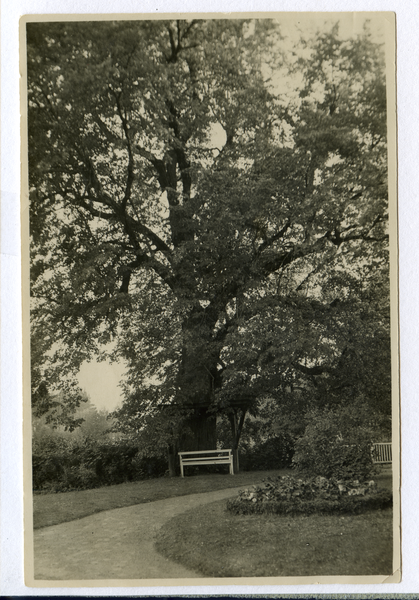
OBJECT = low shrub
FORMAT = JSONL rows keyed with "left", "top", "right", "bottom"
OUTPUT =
{"left": 227, "top": 474, "right": 392, "bottom": 516}
{"left": 291, "top": 404, "right": 378, "bottom": 480}
{"left": 32, "top": 437, "right": 167, "bottom": 492}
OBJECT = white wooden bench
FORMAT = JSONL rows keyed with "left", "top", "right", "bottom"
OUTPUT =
{"left": 372, "top": 442, "right": 392, "bottom": 464}
{"left": 178, "top": 449, "right": 234, "bottom": 477}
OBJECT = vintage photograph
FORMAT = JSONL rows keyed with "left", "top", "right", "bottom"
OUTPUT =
{"left": 22, "top": 12, "right": 399, "bottom": 585}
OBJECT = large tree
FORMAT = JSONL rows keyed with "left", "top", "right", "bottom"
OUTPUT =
{"left": 27, "top": 17, "right": 390, "bottom": 473}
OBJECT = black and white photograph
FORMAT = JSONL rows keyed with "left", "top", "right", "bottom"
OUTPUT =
{"left": 22, "top": 12, "right": 399, "bottom": 586}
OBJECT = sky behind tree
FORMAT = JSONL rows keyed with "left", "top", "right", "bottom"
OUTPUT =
{"left": 77, "top": 359, "right": 125, "bottom": 411}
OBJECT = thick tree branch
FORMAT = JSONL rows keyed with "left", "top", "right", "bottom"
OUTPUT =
{"left": 112, "top": 89, "right": 135, "bottom": 211}
{"left": 70, "top": 190, "right": 175, "bottom": 291}
{"left": 74, "top": 195, "right": 115, "bottom": 220}
{"left": 326, "top": 215, "right": 388, "bottom": 247}
{"left": 166, "top": 20, "right": 199, "bottom": 63}
{"left": 257, "top": 245, "right": 310, "bottom": 278}
{"left": 295, "top": 362, "right": 332, "bottom": 376}
{"left": 256, "top": 219, "right": 291, "bottom": 255}
{"left": 72, "top": 149, "right": 174, "bottom": 260}
{"left": 123, "top": 212, "right": 173, "bottom": 257}
{"left": 119, "top": 256, "right": 148, "bottom": 293}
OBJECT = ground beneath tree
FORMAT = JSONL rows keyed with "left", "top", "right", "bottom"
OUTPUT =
{"left": 32, "top": 487, "right": 243, "bottom": 582}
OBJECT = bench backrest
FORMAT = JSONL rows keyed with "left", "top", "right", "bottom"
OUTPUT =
{"left": 178, "top": 449, "right": 232, "bottom": 458}
{"left": 371, "top": 442, "right": 392, "bottom": 464}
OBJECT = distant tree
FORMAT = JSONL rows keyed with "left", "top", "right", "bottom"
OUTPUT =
{"left": 31, "top": 328, "right": 86, "bottom": 430}
{"left": 32, "top": 393, "right": 111, "bottom": 441}
{"left": 28, "top": 18, "right": 390, "bottom": 473}
{"left": 74, "top": 399, "right": 112, "bottom": 440}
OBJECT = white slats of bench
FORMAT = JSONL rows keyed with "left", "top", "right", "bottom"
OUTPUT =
{"left": 178, "top": 449, "right": 234, "bottom": 477}
{"left": 372, "top": 442, "right": 392, "bottom": 464}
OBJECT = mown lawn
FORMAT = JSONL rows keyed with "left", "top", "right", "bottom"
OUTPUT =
{"left": 33, "top": 468, "right": 290, "bottom": 529}
{"left": 155, "top": 500, "right": 393, "bottom": 577}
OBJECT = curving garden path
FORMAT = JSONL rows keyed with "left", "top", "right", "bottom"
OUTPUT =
{"left": 33, "top": 487, "right": 242, "bottom": 582}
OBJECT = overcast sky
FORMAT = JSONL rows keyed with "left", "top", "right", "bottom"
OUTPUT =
{"left": 77, "top": 359, "right": 126, "bottom": 412}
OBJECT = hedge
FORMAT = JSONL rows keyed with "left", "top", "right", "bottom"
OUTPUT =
{"left": 32, "top": 437, "right": 167, "bottom": 492}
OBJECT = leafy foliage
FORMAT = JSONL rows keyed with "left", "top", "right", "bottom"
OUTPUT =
{"left": 32, "top": 436, "right": 166, "bottom": 492}
{"left": 227, "top": 474, "right": 392, "bottom": 515}
{"left": 291, "top": 401, "right": 385, "bottom": 480}
{"left": 32, "top": 398, "right": 168, "bottom": 490}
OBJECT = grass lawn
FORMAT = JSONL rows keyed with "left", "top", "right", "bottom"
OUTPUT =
{"left": 155, "top": 500, "right": 393, "bottom": 577}
{"left": 33, "top": 468, "right": 290, "bottom": 529}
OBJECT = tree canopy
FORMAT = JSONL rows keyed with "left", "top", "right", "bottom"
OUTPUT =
{"left": 27, "top": 17, "right": 391, "bottom": 466}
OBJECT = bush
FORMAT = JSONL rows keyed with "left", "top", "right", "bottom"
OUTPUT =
{"left": 291, "top": 404, "right": 377, "bottom": 480}
{"left": 32, "top": 436, "right": 167, "bottom": 492}
{"left": 32, "top": 437, "right": 70, "bottom": 490}
{"left": 227, "top": 475, "right": 392, "bottom": 516}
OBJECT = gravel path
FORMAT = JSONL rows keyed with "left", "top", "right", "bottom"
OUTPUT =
{"left": 33, "top": 487, "right": 242, "bottom": 581}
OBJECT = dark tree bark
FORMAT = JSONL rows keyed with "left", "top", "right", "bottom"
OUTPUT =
{"left": 167, "top": 448, "right": 177, "bottom": 478}
{"left": 181, "top": 408, "right": 217, "bottom": 451}
{"left": 228, "top": 408, "right": 248, "bottom": 473}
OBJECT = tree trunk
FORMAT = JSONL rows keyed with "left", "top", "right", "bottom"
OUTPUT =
{"left": 180, "top": 407, "right": 217, "bottom": 451}
{"left": 232, "top": 448, "right": 240, "bottom": 474}
{"left": 176, "top": 305, "right": 220, "bottom": 454}
{"left": 168, "top": 451, "right": 177, "bottom": 477}
{"left": 228, "top": 407, "right": 248, "bottom": 474}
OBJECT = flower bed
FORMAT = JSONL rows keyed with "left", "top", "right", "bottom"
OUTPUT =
{"left": 227, "top": 475, "right": 392, "bottom": 516}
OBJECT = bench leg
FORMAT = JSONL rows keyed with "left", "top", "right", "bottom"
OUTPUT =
{"left": 180, "top": 462, "right": 184, "bottom": 477}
